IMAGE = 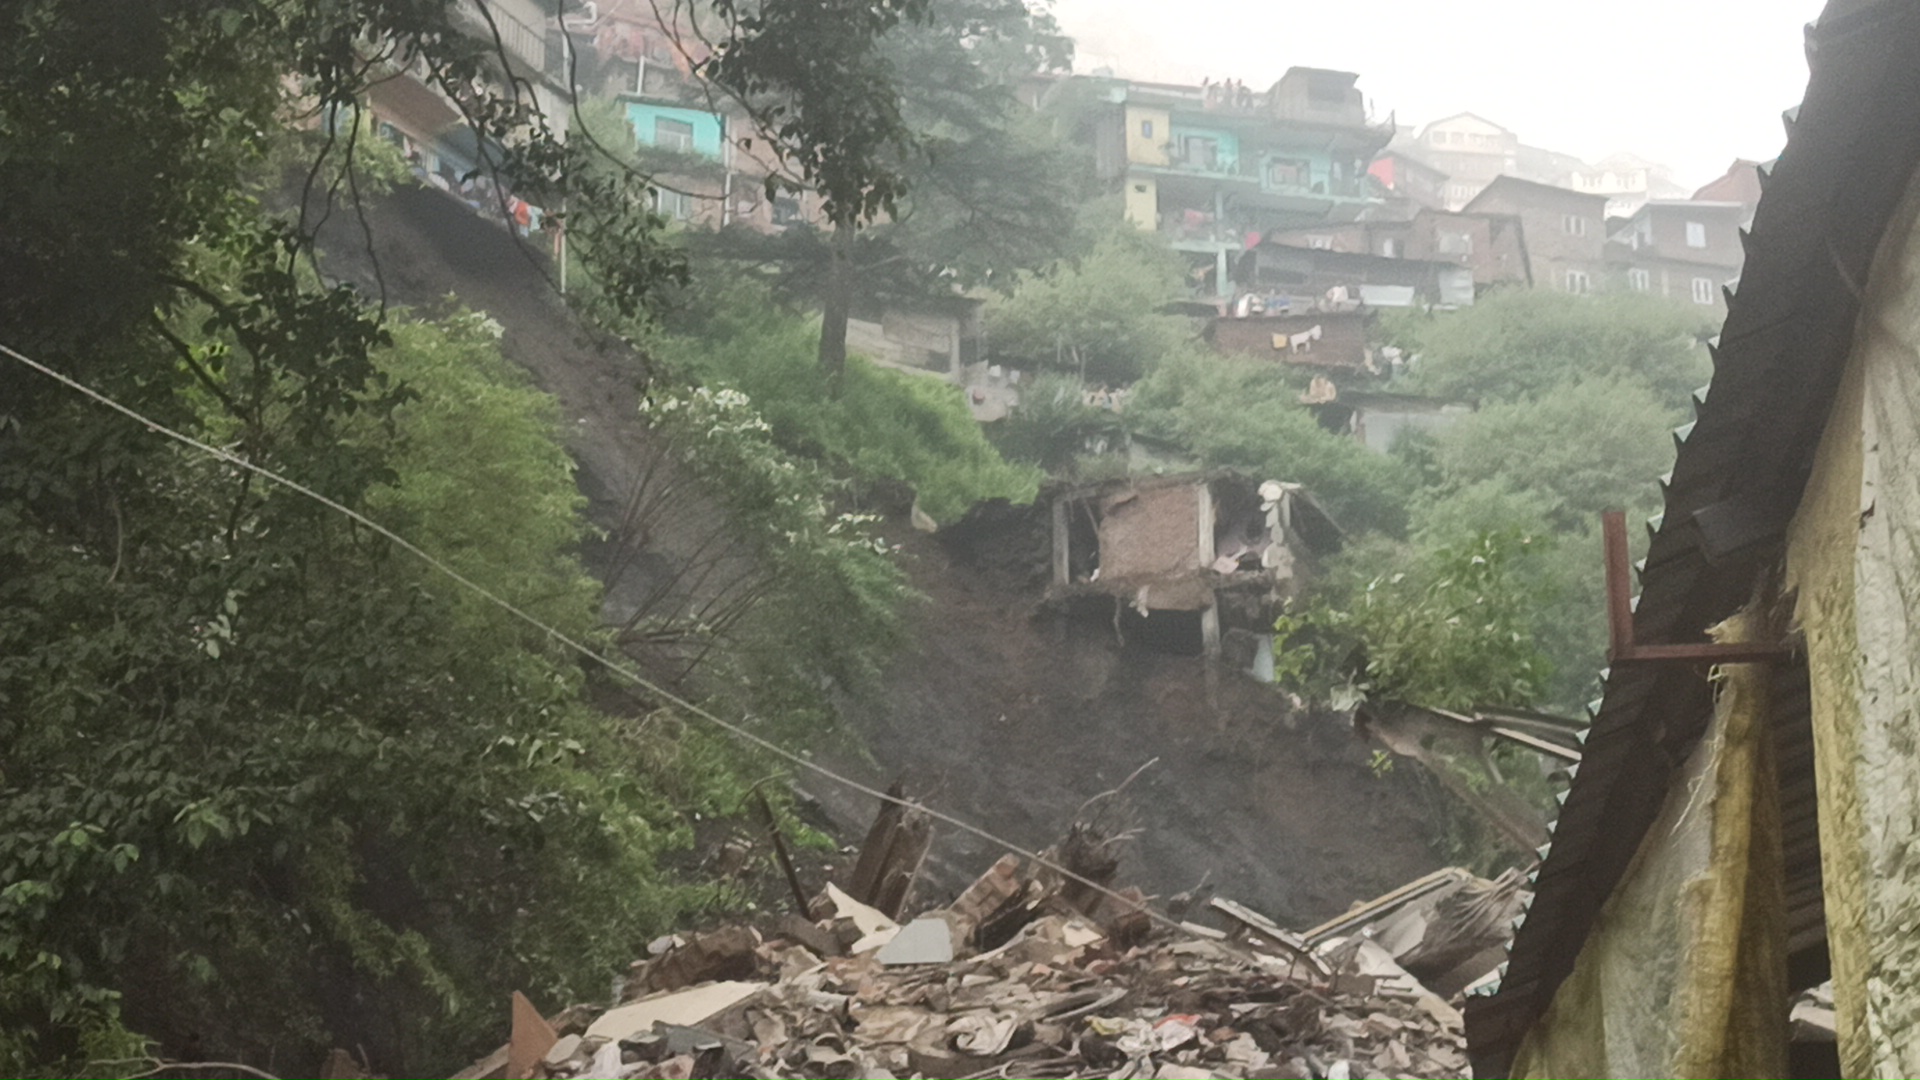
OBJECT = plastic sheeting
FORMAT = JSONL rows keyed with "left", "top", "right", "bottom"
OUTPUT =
{"left": 1785, "top": 159, "right": 1920, "bottom": 1078}
{"left": 1510, "top": 611, "right": 1787, "bottom": 1079}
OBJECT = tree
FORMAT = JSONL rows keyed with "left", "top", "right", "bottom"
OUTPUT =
{"left": 1429, "top": 377, "right": 1680, "bottom": 531}
{"left": 1127, "top": 350, "right": 1418, "bottom": 535}
{"left": 984, "top": 225, "right": 1194, "bottom": 385}
{"left": 1274, "top": 530, "right": 1555, "bottom": 712}
{"left": 0, "top": 300, "right": 739, "bottom": 1073}
{"left": 1395, "top": 288, "right": 1715, "bottom": 408}
{"left": 649, "top": 284, "right": 1041, "bottom": 523}
{"left": 0, "top": 1, "right": 935, "bottom": 1070}
{"left": 697, "top": 0, "right": 1088, "bottom": 377}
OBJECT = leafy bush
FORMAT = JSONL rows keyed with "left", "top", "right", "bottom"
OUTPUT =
{"left": 0, "top": 303, "right": 746, "bottom": 1075}
{"left": 1274, "top": 530, "right": 1555, "bottom": 711}
{"left": 984, "top": 226, "right": 1196, "bottom": 385}
{"left": 1127, "top": 350, "right": 1417, "bottom": 535}
{"left": 653, "top": 295, "right": 1040, "bottom": 523}
{"left": 1401, "top": 288, "right": 1714, "bottom": 408}
{"left": 989, "top": 372, "right": 1125, "bottom": 472}
{"left": 1429, "top": 377, "right": 1679, "bottom": 531}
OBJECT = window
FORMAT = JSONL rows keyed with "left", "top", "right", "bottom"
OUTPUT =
{"left": 1140, "top": 119, "right": 1154, "bottom": 139}
{"left": 772, "top": 195, "right": 803, "bottom": 226}
{"left": 1381, "top": 237, "right": 1400, "bottom": 258}
{"left": 1564, "top": 269, "right": 1591, "bottom": 294}
{"left": 1692, "top": 276, "right": 1717, "bottom": 304}
{"left": 1179, "top": 136, "right": 1219, "bottom": 171}
{"left": 652, "top": 187, "right": 692, "bottom": 220}
{"left": 1306, "top": 235, "right": 1333, "bottom": 250}
{"left": 653, "top": 117, "right": 695, "bottom": 153}
{"left": 1266, "top": 157, "right": 1310, "bottom": 190}
{"left": 1685, "top": 221, "right": 1708, "bottom": 248}
{"left": 1628, "top": 267, "right": 1651, "bottom": 292}
{"left": 1563, "top": 214, "right": 1588, "bottom": 237}
{"left": 1436, "top": 231, "right": 1473, "bottom": 256}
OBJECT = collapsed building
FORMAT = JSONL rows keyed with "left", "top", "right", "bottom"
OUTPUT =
{"left": 1043, "top": 472, "right": 1342, "bottom": 669}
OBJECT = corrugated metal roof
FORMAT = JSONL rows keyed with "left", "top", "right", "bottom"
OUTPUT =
{"left": 1463, "top": 1, "right": 1920, "bottom": 1074}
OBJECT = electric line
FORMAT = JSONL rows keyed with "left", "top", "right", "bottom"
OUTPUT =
{"left": 1, "top": 341, "right": 1281, "bottom": 957}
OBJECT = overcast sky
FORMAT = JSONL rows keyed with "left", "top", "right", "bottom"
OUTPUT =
{"left": 1050, "top": 0, "right": 1827, "bottom": 188}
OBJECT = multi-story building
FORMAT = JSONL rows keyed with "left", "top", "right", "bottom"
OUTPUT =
{"left": 365, "top": 0, "right": 572, "bottom": 227}
{"left": 1410, "top": 113, "right": 1520, "bottom": 209}
{"left": 1367, "top": 150, "right": 1450, "bottom": 209}
{"left": 613, "top": 91, "right": 831, "bottom": 231}
{"left": 1266, "top": 205, "right": 1531, "bottom": 291}
{"left": 1078, "top": 67, "right": 1394, "bottom": 297}
{"left": 1605, "top": 199, "right": 1747, "bottom": 315}
{"left": 1566, "top": 151, "right": 1690, "bottom": 218}
{"left": 1462, "top": 176, "right": 1607, "bottom": 294}
{"left": 1692, "top": 158, "right": 1768, "bottom": 226}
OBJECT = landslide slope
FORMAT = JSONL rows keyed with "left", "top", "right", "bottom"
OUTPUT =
{"left": 319, "top": 186, "right": 1448, "bottom": 926}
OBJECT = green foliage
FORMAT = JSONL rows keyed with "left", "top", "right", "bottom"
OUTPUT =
{"left": 1128, "top": 350, "right": 1417, "bottom": 535}
{"left": 989, "top": 373, "right": 1125, "bottom": 472}
{"left": 687, "top": 0, "right": 1089, "bottom": 368}
{"left": 1400, "top": 288, "right": 1714, "bottom": 408}
{"left": 702, "top": 0, "right": 932, "bottom": 225}
{"left": 368, "top": 311, "right": 605, "bottom": 648}
{"left": 1288, "top": 292, "right": 1711, "bottom": 714}
{"left": 1274, "top": 531, "right": 1555, "bottom": 712}
{"left": 984, "top": 226, "right": 1194, "bottom": 384}
{"left": 0, "top": 0, "right": 956, "bottom": 1073}
{"left": 638, "top": 385, "right": 910, "bottom": 691}
{"left": 1430, "top": 378, "right": 1680, "bottom": 531}
{"left": 654, "top": 294, "right": 1041, "bottom": 523}
{"left": 1, "top": 299, "right": 740, "bottom": 1074}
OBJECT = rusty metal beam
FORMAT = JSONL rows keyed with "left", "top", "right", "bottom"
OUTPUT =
{"left": 1601, "top": 509, "right": 1793, "bottom": 665}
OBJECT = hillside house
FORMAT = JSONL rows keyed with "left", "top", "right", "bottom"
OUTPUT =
{"left": 1693, "top": 158, "right": 1768, "bottom": 226}
{"left": 1075, "top": 67, "right": 1393, "bottom": 298}
{"left": 1266, "top": 206, "right": 1532, "bottom": 290}
{"left": 1463, "top": 176, "right": 1607, "bottom": 296}
{"left": 1236, "top": 244, "right": 1476, "bottom": 308}
{"left": 1465, "top": 4, "right": 1920, "bottom": 1075}
{"left": 1368, "top": 150, "right": 1451, "bottom": 209}
{"left": 1207, "top": 310, "right": 1371, "bottom": 372}
{"left": 844, "top": 296, "right": 985, "bottom": 380}
{"left": 1304, "top": 386, "right": 1474, "bottom": 453}
{"left": 1413, "top": 113, "right": 1520, "bottom": 209}
{"left": 366, "top": 0, "right": 570, "bottom": 208}
{"left": 1047, "top": 473, "right": 1341, "bottom": 662}
{"left": 1565, "top": 151, "right": 1690, "bottom": 218}
{"left": 1606, "top": 199, "right": 1747, "bottom": 315}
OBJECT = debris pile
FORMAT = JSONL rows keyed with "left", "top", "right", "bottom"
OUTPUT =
{"left": 457, "top": 848, "right": 1493, "bottom": 1080}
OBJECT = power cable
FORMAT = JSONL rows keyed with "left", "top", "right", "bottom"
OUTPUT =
{"left": 1, "top": 340, "right": 1290, "bottom": 956}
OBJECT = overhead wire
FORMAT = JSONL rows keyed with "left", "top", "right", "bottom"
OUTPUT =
{"left": 0, "top": 340, "right": 1283, "bottom": 956}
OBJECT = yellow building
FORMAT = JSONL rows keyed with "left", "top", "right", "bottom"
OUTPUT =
{"left": 1465, "top": 2, "right": 1920, "bottom": 1076}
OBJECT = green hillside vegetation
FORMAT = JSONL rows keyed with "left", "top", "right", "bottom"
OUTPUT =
{"left": 651, "top": 291, "right": 1042, "bottom": 525}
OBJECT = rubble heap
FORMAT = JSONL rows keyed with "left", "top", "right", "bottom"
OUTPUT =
{"left": 458, "top": 850, "right": 1490, "bottom": 1080}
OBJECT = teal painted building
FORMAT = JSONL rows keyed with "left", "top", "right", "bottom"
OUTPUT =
{"left": 621, "top": 98, "right": 726, "bottom": 160}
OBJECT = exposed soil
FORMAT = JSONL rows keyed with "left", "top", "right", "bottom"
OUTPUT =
{"left": 807, "top": 523, "right": 1449, "bottom": 926}
{"left": 318, "top": 186, "right": 1449, "bottom": 930}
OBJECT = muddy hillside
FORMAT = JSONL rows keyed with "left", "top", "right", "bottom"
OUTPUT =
{"left": 315, "top": 186, "right": 1451, "bottom": 927}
